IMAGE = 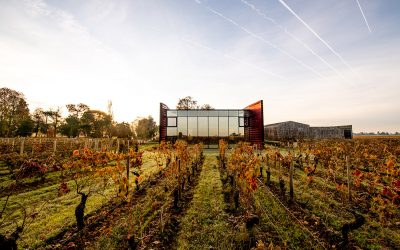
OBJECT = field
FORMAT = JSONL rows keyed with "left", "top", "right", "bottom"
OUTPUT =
{"left": 0, "top": 138, "right": 399, "bottom": 249}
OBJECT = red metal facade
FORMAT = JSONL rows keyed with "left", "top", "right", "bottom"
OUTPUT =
{"left": 159, "top": 103, "right": 169, "bottom": 142}
{"left": 244, "top": 100, "right": 264, "bottom": 148}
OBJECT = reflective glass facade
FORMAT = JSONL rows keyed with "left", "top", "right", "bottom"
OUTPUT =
{"left": 160, "top": 101, "right": 264, "bottom": 148}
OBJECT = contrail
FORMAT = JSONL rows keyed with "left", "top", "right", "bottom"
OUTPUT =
{"left": 149, "top": 25, "right": 285, "bottom": 79}
{"left": 207, "top": 7, "right": 325, "bottom": 79}
{"left": 277, "top": 0, "right": 356, "bottom": 74}
{"left": 182, "top": 38, "right": 287, "bottom": 80}
{"left": 355, "top": 0, "right": 372, "bottom": 33}
{"left": 195, "top": 0, "right": 326, "bottom": 79}
{"left": 240, "top": 0, "right": 348, "bottom": 81}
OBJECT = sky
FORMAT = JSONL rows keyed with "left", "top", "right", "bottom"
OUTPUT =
{"left": 0, "top": 0, "right": 399, "bottom": 133}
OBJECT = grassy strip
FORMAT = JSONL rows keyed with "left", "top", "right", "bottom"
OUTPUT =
{"left": 176, "top": 154, "right": 235, "bottom": 249}
{"left": 252, "top": 187, "right": 321, "bottom": 249}
{"left": 0, "top": 152, "right": 159, "bottom": 249}
{"left": 264, "top": 158, "right": 400, "bottom": 249}
{"left": 90, "top": 168, "right": 176, "bottom": 249}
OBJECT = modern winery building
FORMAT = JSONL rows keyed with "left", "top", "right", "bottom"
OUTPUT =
{"left": 159, "top": 100, "right": 264, "bottom": 148}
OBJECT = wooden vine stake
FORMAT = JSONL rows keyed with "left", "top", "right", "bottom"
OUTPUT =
{"left": 346, "top": 156, "right": 352, "bottom": 202}
{"left": 126, "top": 152, "right": 130, "bottom": 196}
{"left": 289, "top": 154, "right": 294, "bottom": 203}
{"left": 20, "top": 138, "right": 25, "bottom": 156}
{"left": 53, "top": 139, "right": 57, "bottom": 156}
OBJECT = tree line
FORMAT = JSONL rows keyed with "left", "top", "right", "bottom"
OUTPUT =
{"left": 0, "top": 87, "right": 157, "bottom": 139}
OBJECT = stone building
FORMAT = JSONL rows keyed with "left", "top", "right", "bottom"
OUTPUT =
{"left": 264, "top": 121, "right": 352, "bottom": 141}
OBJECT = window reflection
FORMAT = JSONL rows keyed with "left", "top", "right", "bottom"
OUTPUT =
{"left": 198, "top": 117, "right": 208, "bottom": 136}
{"left": 165, "top": 108, "right": 249, "bottom": 148}
{"left": 219, "top": 117, "right": 228, "bottom": 137}
{"left": 229, "top": 110, "right": 238, "bottom": 116}
{"left": 239, "top": 117, "right": 244, "bottom": 127}
{"left": 198, "top": 110, "right": 208, "bottom": 116}
{"left": 178, "top": 110, "right": 188, "bottom": 116}
{"left": 188, "top": 117, "right": 197, "bottom": 137}
{"left": 167, "top": 117, "right": 177, "bottom": 127}
{"left": 209, "top": 117, "right": 218, "bottom": 137}
{"left": 178, "top": 117, "right": 187, "bottom": 137}
{"left": 229, "top": 117, "right": 238, "bottom": 136}
{"left": 239, "top": 127, "right": 244, "bottom": 136}
{"left": 188, "top": 110, "right": 198, "bottom": 117}
{"left": 167, "top": 110, "right": 177, "bottom": 117}
{"left": 167, "top": 127, "right": 177, "bottom": 136}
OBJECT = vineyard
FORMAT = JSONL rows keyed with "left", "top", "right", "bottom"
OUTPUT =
{"left": 0, "top": 138, "right": 399, "bottom": 249}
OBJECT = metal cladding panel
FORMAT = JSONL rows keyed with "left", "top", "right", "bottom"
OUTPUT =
{"left": 244, "top": 100, "right": 264, "bottom": 147}
{"left": 159, "top": 103, "right": 169, "bottom": 142}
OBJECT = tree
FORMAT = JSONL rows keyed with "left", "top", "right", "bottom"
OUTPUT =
{"left": 44, "top": 108, "right": 62, "bottom": 137}
{"left": 81, "top": 110, "right": 112, "bottom": 137}
{"left": 135, "top": 116, "right": 157, "bottom": 140}
{"left": 32, "top": 108, "right": 47, "bottom": 137}
{"left": 111, "top": 122, "right": 133, "bottom": 138}
{"left": 61, "top": 103, "right": 90, "bottom": 138}
{"left": 176, "top": 96, "right": 198, "bottom": 110}
{"left": 66, "top": 103, "right": 89, "bottom": 118}
{"left": 200, "top": 104, "right": 214, "bottom": 110}
{"left": 16, "top": 118, "right": 34, "bottom": 137}
{"left": 59, "top": 116, "right": 80, "bottom": 138}
{"left": 0, "top": 88, "right": 30, "bottom": 137}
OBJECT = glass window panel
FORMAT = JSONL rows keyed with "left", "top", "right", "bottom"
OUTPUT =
{"left": 177, "top": 110, "right": 188, "bottom": 116}
{"left": 167, "top": 110, "right": 177, "bottom": 117}
{"left": 198, "top": 117, "right": 208, "bottom": 136}
{"left": 238, "top": 110, "right": 244, "bottom": 117}
{"left": 244, "top": 110, "right": 250, "bottom": 117}
{"left": 167, "top": 127, "right": 177, "bottom": 136}
{"left": 177, "top": 117, "right": 187, "bottom": 137}
{"left": 229, "top": 117, "right": 239, "bottom": 136}
{"left": 208, "top": 110, "right": 219, "bottom": 117}
{"left": 239, "top": 117, "right": 244, "bottom": 127}
{"left": 239, "top": 127, "right": 244, "bottom": 136}
{"left": 188, "top": 110, "right": 198, "bottom": 117}
{"left": 219, "top": 117, "right": 228, "bottom": 137}
{"left": 209, "top": 117, "right": 218, "bottom": 137}
{"left": 219, "top": 110, "right": 228, "bottom": 117}
{"left": 167, "top": 117, "right": 177, "bottom": 127}
{"left": 198, "top": 110, "right": 208, "bottom": 116}
{"left": 188, "top": 117, "right": 197, "bottom": 137}
{"left": 229, "top": 110, "right": 238, "bottom": 116}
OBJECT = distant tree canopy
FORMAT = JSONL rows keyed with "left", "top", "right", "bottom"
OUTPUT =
{"left": 60, "top": 103, "right": 90, "bottom": 138}
{"left": 200, "top": 104, "right": 214, "bottom": 110}
{"left": 80, "top": 110, "right": 112, "bottom": 138}
{"left": 0, "top": 87, "right": 158, "bottom": 138}
{"left": 176, "top": 96, "right": 197, "bottom": 110}
{"left": 0, "top": 87, "right": 32, "bottom": 137}
{"left": 135, "top": 116, "right": 157, "bottom": 140}
{"left": 176, "top": 96, "right": 214, "bottom": 110}
{"left": 111, "top": 122, "right": 133, "bottom": 138}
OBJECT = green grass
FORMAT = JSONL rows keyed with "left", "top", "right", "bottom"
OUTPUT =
{"left": 262, "top": 149, "right": 400, "bottom": 249}
{"left": 0, "top": 152, "right": 159, "bottom": 249}
{"left": 177, "top": 153, "right": 236, "bottom": 250}
{"left": 252, "top": 186, "right": 324, "bottom": 249}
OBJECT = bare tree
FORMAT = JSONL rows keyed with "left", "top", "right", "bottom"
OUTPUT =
{"left": 176, "top": 96, "right": 198, "bottom": 110}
